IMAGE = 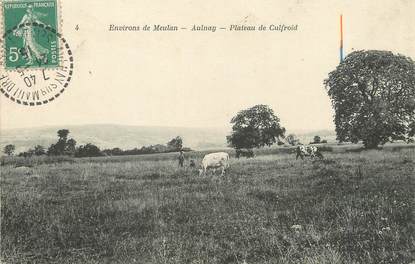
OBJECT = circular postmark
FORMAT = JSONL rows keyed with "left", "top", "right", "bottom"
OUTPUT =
{"left": 0, "top": 22, "right": 73, "bottom": 106}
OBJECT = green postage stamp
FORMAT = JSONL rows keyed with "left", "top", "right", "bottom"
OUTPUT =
{"left": 2, "top": 0, "right": 59, "bottom": 69}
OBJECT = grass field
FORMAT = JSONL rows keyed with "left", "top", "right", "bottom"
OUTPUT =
{"left": 1, "top": 144, "right": 414, "bottom": 263}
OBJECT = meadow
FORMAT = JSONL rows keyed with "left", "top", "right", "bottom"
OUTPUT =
{"left": 1, "top": 144, "right": 414, "bottom": 263}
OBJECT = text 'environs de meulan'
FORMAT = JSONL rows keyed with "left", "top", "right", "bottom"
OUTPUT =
{"left": 109, "top": 24, "right": 298, "bottom": 32}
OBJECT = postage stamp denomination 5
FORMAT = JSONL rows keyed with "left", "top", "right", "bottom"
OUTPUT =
{"left": 2, "top": 0, "right": 59, "bottom": 69}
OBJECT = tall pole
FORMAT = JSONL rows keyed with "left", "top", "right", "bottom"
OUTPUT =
{"left": 340, "top": 14, "right": 344, "bottom": 63}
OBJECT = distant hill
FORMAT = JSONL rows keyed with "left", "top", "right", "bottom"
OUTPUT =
{"left": 0, "top": 124, "right": 230, "bottom": 154}
{"left": 0, "top": 124, "right": 336, "bottom": 154}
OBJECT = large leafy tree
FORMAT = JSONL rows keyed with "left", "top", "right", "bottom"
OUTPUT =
{"left": 227, "top": 104, "right": 286, "bottom": 149}
{"left": 325, "top": 50, "right": 415, "bottom": 148}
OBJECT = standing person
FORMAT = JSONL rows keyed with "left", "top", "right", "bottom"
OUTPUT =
{"left": 178, "top": 150, "right": 185, "bottom": 167}
{"left": 13, "top": 5, "right": 49, "bottom": 65}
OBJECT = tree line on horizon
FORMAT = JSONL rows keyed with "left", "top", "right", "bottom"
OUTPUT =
{"left": 2, "top": 130, "right": 188, "bottom": 158}
{"left": 2, "top": 128, "right": 328, "bottom": 158}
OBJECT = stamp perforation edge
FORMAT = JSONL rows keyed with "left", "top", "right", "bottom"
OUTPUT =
{"left": 0, "top": 0, "right": 64, "bottom": 72}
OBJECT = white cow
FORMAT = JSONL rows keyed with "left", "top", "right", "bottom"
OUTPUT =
{"left": 199, "top": 152, "right": 230, "bottom": 176}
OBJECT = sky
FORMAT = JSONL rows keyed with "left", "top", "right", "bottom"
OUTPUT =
{"left": 1, "top": 0, "right": 414, "bottom": 132}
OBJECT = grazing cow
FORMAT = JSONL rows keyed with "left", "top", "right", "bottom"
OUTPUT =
{"left": 235, "top": 149, "right": 255, "bottom": 159}
{"left": 296, "top": 145, "right": 324, "bottom": 160}
{"left": 199, "top": 152, "right": 230, "bottom": 176}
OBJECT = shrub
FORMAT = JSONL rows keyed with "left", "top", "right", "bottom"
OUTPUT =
{"left": 75, "top": 143, "right": 103, "bottom": 158}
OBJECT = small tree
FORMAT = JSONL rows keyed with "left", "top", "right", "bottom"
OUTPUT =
{"left": 34, "top": 145, "right": 46, "bottom": 156}
{"left": 111, "top": 148, "right": 123, "bottom": 155}
{"left": 325, "top": 50, "right": 415, "bottom": 148}
{"left": 18, "top": 149, "right": 34, "bottom": 158}
{"left": 48, "top": 129, "right": 77, "bottom": 156}
{"left": 3, "top": 144, "right": 15, "bottom": 156}
{"left": 65, "top": 138, "right": 77, "bottom": 156}
{"left": 103, "top": 147, "right": 124, "bottom": 156}
{"left": 313, "top": 135, "right": 321, "bottom": 144}
{"left": 75, "top": 143, "right": 102, "bottom": 158}
{"left": 286, "top": 134, "right": 300, "bottom": 146}
{"left": 227, "top": 105, "right": 285, "bottom": 150}
{"left": 167, "top": 136, "right": 183, "bottom": 151}
{"left": 55, "top": 129, "right": 69, "bottom": 154}
{"left": 47, "top": 143, "right": 58, "bottom": 156}
{"left": 57, "top": 129, "right": 69, "bottom": 141}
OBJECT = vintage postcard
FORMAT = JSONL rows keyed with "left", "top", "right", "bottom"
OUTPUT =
{"left": 1, "top": 0, "right": 414, "bottom": 263}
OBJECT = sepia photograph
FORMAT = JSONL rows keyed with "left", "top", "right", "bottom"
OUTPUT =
{"left": 0, "top": 0, "right": 414, "bottom": 263}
